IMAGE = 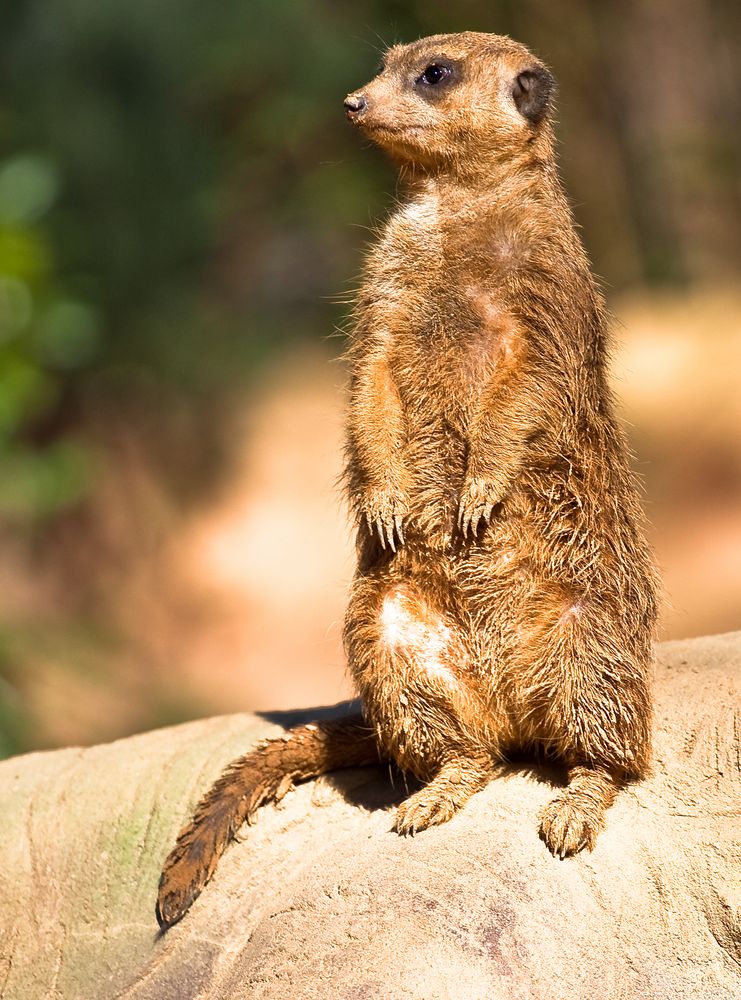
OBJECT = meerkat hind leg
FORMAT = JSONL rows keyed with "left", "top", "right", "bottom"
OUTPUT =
{"left": 539, "top": 765, "right": 620, "bottom": 859}
{"left": 394, "top": 755, "right": 494, "bottom": 836}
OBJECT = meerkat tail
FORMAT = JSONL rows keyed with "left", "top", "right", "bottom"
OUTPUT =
{"left": 156, "top": 713, "right": 380, "bottom": 929}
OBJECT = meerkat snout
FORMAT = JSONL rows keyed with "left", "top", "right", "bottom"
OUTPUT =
{"left": 344, "top": 93, "right": 367, "bottom": 118}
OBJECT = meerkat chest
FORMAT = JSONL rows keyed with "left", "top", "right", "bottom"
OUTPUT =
{"left": 372, "top": 196, "right": 447, "bottom": 297}
{"left": 372, "top": 202, "right": 521, "bottom": 398}
{"left": 376, "top": 199, "right": 506, "bottom": 309}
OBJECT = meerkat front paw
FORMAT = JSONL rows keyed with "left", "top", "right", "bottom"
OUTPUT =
{"left": 538, "top": 794, "right": 605, "bottom": 859}
{"left": 362, "top": 487, "right": 408, "bottom": 551}
{"left": 458, "top": 477, "right": 504, "bottom": 537}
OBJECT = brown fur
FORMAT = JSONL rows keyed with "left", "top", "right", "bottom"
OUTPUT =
{"left": 156, "top": 32, "right": 659, "bottom": 929}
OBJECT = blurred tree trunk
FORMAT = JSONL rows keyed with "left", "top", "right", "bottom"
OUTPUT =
{"left": 513, "top": 0, "right": 741, "bottom": 288}
{"left": 608, "top": 0, "right": 741, "bottom": 284}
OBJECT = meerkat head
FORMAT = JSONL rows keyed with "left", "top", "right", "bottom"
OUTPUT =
{"left": 344, "top": 32, "right": 555, "bottom": 173}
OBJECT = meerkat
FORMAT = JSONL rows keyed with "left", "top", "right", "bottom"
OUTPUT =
{"left": 156, "top": 31, "right": 659, "bottom": 929}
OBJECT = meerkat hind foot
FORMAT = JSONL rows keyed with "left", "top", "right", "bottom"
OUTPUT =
{"left": 539, "top": 766, "right": 620, "bottom": 859}
{"left": 394, "top": 758, "right": 492, "bottom": 836}
{"left": 539, "top": 796, "right": 603, "bottom": 858}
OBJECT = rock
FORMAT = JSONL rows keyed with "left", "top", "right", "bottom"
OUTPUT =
{"left": 1, "top": 633, "right": 739, "bottom": 1000}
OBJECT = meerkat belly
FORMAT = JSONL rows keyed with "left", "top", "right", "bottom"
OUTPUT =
{"left": 401, "top": 403, "right": 466, "bottom": 532}
{"left": 390, "top": 295, "right": 514, "bottom": 537}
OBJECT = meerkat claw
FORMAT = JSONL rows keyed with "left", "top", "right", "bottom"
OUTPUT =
{"left": 375, "top": 517, "right": 386, "bottom": 548}
{"left": 458, "top": 504, "right": 471, "bottom": 537}
{"left": 387, "top": 520, "right": 397, "bottom": 552}
{"left": 365, "top": 501, "right": 406, "bottom": 552}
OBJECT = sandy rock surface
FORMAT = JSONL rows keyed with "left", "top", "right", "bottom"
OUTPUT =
{"left": 1, "top": 633, "right": 739, "bottom": 1000}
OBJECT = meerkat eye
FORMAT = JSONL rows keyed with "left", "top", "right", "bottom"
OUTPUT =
{"left": 417, "top": 63, "right": 451, "bottom": 86}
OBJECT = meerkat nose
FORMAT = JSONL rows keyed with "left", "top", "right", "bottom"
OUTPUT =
{"left": 344, "top": 93, "right": 367, "bottom": 117}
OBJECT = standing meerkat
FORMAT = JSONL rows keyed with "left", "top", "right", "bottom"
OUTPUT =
{"left": 156, "top": 31, "right": 659, "bottom": 929}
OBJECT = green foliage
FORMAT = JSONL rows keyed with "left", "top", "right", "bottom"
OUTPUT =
{"left": 0, "top": 2, "right": 401, "bottom": 505}
{"left": 0, "top": 151, "right": 93, "bottom": 518}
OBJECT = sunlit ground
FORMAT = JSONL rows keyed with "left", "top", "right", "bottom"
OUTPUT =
{"left": 1, "top": 287, "right": 739, "bottom": 754}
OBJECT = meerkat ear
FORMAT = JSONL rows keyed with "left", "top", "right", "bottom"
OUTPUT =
{"left": 512, "top": 66, "right": 554, "bottom": 124}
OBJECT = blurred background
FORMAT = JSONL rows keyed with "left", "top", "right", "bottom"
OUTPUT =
{"left": 0, "top": 0, "right": 739, "bottom": 758}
